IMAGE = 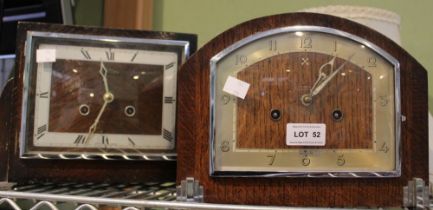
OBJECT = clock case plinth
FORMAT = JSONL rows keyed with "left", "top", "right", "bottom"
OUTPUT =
{"left": 176, "top": 13, "right": 428, "bottom": 207}
{"left": 0, "top": 22, "right": 197, "bottom": 183}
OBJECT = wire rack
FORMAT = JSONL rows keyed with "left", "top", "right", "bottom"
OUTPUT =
{"left": 2, "top": 178, "right": 432, "bottom": 210}
{"left": 0, "top": 181, "right": 179, "bottom": 210}
{"left": 0, "top": 181, "right": 335, "bottom": 210}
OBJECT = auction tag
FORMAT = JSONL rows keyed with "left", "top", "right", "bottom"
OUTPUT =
{"left": 222, "top": 76, "right": 250, "bottom": 99}
{"left": 36, "top": 49, "right": 56, "bottom": 63}
{"left": 286, "top": 123, "right": 326, "bottom": 146}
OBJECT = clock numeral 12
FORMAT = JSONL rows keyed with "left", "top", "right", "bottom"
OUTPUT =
{"left": 106, "top": 49, "right": 114, "bottom": 61}
{"left": 36, "top": 124, "right": 47, "bottom": 139}
{"left": 300, "top": 36, "right": 312, "bottom": 49}
{"left": 74, "top": 135, "right": 86, "bottom": 144}
{"left": 80, "top": 49, "right": 92, "bottom": 60}
{"left": 163, "top": 129, "right": 174, "bottom": 142}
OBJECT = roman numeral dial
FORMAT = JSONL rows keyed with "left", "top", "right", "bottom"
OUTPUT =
{"left": 29, "top": 40, "right": 181, "bottom": 153}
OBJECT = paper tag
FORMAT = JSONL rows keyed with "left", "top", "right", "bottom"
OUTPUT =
{"left": 36, "top": 49, "right": 56, "bottom": 63}
{"left": 286, "top": 123, "right": 326, "bottom": 146}
{"left": 222, "top": 76, "right": 250, "bottom": 99}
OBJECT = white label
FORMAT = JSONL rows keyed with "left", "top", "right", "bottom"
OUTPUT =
{"left": 36, "top": 49, "right": 56, "bottom": 63}
{"left": 286, "top": 123, "right": 326, "bottom": 146}
{"left": 222, "top": 76, "right": 250, "bottom": 99}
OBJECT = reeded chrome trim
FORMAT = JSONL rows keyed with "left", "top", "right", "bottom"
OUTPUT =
{"left": 20, "top": 153, "right": 176, "bottom": 161}
{"left": 209, "top": 25, "right": 401, "bottom": 178}
{"left": 19, "top": 31, "right": 190, "bottom": 161}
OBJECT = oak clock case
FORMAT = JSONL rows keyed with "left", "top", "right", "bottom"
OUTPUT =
{"left": 6, "top": 22, "right": 197, "bottom": 183}
{"left": 177, "top": 13, "right": 428, "bottom": 207}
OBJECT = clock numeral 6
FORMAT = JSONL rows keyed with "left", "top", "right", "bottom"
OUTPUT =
{"left": 102, "top": 136, "right": 109, "bottom": 145}
{"left": 337, "top": 155, "right": 345, "bottom": 166}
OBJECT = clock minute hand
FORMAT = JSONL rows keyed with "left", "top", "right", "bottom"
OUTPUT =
{"left": 84, "top": 61, "right": 114, "bottom": 144}
{"left": 310, "top": 53, "right": 355, "bottom": 97}
{"left": 100, "top": 61, "right": 111, "bottom": 94}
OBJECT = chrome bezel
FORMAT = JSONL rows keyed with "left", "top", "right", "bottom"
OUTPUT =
{"left": 209, "top": 26, "right": 401, "bottom": 177}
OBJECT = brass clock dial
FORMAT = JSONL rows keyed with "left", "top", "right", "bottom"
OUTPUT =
{"left": 210, "top": 27, "right": 399, "bottom": 176}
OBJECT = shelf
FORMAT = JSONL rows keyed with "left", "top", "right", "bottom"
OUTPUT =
{"left": 0, "top": 181, "right": 337, "bottom": 210}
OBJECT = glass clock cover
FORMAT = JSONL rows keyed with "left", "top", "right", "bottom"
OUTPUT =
{"left": 210, "top": 26, "right": 400, "bottom": 177}
{"left": 20, "top": 31, "right": 188, "bottom": 159}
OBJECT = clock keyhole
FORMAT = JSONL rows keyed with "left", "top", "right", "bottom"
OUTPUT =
{"left": 124, "top": 105, "right": 136, "bottom": 117}
{"left": 270, "top": 109, "right": 282, "bottom": 121}
{"left": 79, "top": 104, "right": 90, "bottom": 116}
{"left": 332, "top": 109, "right": 343, "bottom": 121}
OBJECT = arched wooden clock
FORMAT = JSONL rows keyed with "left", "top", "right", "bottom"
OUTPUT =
{"left": 0, "top": 22, "right": 196, "bottom": 182}
{"left": 177, "top": 13, "right": 428, "bottom": 207}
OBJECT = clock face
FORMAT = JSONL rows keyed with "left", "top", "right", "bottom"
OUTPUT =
{"left": 210, "top": 26, "right": 400, "bottom": 176}
{"left": 21, "top": 32, "right": 187, "bottom": 158}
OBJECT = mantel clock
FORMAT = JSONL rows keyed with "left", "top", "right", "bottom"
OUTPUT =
{"left": 0, "top": 22, "right": 196, "bottom": 182}
{"left": 176, "top": 13, "right": 428, "bottom": 207}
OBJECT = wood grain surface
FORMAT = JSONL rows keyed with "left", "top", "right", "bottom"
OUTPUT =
{"left": 48, "top": 60, "right": 163, "bottom": 134}
{"left": 0, "top": 79, "right": 13, "bottom": 181}
{"left": 236, "top": 52, "right": 372, "bottom": 149}
{"left": 3, "top": 22, "right": 196, "bottom": 183}
{"left": 176, "top": 12, "right": 428, "bottom": 207}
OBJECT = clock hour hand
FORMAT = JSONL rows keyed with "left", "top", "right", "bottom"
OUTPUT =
{"left": 310, "top": 53, "right": 355, "bottom": 97}
{"left": 310, "top": 54, "right": 337, "bottom": 95}
{"left": 85, "top": 100, "right": 108, "bottom": 143}
{"left": 84, "top": 61, "right": 114, "bottom": 144}
{"left": 300, "top": 55, "right": 336, "bottom": 106}
{"left": 301, "top": 54, "right": 354, "bottom": 106}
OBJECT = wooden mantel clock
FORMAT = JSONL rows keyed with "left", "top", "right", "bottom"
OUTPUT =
{"left": 0, "top": 22, "right": 196, "bottom": 182}
{"left": 176, "top": 13, "right": 428, "bottom": 207}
